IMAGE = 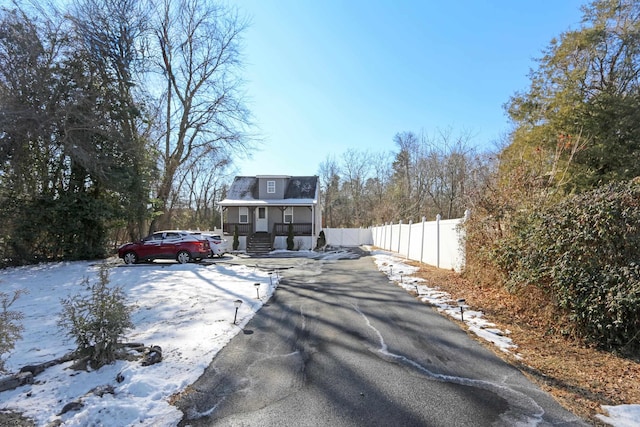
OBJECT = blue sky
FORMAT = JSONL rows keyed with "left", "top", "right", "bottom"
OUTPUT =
{"left": 234, "top": 0, "right": 586, "bottom": 177}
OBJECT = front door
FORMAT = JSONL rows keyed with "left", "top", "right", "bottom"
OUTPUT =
{"left": 256, "top": 207, "right": 268, "bottom": 232}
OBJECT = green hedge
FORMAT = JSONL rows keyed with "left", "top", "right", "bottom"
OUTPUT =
{"left": 494, "top": 180, "right": 640, "bottom": 353}
{"left": 2, "top": 191, "right": 111, "bottom": 266}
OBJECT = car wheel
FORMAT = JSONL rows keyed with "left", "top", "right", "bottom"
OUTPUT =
{"left": 177, "top": 251, "right": 191, "bottom": 264}
{"left": 123, "top": 252, "right": 138, "bottom": 264}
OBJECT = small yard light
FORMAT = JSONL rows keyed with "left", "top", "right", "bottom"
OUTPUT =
{"left": 254, "top": 282, "right": 260, "bottom": 299}
{"left": 233, "top": 299, "right": 243, "bottom": 324}
{"left": 399, "top": 271, "right": 403, "bottom": 285}
{"left": 268, "top": 272, "right": 273, "bottom": 286}
{"left": 414, "top": 280, "right": 419, "bottom": 295}
{"left": 389, "top": 265, "right": 393, "bottom": 276}
{"left": 457, "top": 298, "right": 466, "bottom": 322}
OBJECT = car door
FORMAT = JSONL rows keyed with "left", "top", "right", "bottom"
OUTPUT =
{"left": 160, "top": 232, "right": 182, "bottom": 258}
{"left": 138, "top": 233, "right": 163, "bottom": 258}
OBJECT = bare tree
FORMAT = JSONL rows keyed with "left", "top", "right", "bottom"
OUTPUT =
{"left": 340, "top": 149, "right": 372, "bottom": 227}
{"left": 366, "top": 151, "right": 394, "bottom": 224}
{"left": 422, "top": 129, "right": 475, "bottom": 219}
{"left": 176, "top": 154, "right": 232, "bottom": 229}
{"left": 151, "top": 0, "right": 251, "bottom": 232}
{"left": 318, "top": 155, "right": 341, "bottom": 228}
{"left": 389, "top": 131, "right": 428, "bottom": 221}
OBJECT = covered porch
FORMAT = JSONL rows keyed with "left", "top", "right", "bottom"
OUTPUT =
{"left": 220, "top": 204, "right": 318, "bottom": 253}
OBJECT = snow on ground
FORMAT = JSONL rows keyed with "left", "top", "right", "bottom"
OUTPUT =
{"left": 597, "top": 405, "right": 640, "bottom": 427}
{"left": 0, "top": 258, "right": 278, "bottom": 426}
{"left": 0, "top": 248, "right": 637, "bottom": 426}
{"left": 367, "top": 247, "right": 640, "bottom": 427}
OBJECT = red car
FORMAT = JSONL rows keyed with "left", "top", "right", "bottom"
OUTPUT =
{"left": 118, "top": 230, "right": 211, "bottom": 264}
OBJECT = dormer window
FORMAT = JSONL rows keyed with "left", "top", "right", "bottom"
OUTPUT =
{"left": 267, "top": 180, "right": 276, "bottom": 194}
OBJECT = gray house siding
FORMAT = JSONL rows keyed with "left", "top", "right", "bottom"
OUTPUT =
{"left": 219, "top": 175, "right": 321, "bottom": 251}
{"left": 257, "top": 177, "right": 287, "bottom": 199}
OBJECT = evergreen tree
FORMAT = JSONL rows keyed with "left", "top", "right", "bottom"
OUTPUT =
{"left": 505, "top": 0, "right": 640, "bottom": 191}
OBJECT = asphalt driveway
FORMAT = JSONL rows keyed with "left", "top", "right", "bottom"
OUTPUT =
{"left": 175, "top": 248, "right": 586, "bottom": 426}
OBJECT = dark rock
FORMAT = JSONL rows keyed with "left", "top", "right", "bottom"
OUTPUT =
{"left": 58, "top": 401, "right": 83, "bottom": 416}
{"left": 141, "top": 345, "right": 162, "bottom": 366}
{"left": 89, "top": 385, "right": 115, "bottom": 397}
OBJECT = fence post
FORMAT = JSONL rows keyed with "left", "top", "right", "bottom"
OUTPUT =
{"left": 397, "top": 220, "right": 402, "bottom": 254}
{"left": 406, "top": 220, "right": 412, "bottom": 260}
{"left": 420, "top": 216, "right": 426, "bottom": 264}
{"left": 436, "top": 214, "right": 441, "bottom": 268}
{"left": 389, "top": 222, "right": 393, "bottom": 252}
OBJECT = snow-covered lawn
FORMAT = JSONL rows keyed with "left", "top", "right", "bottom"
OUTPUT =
{"left": 0, "top": 249, "right": 637, "bottom": 426}
{"left": 0, "top": 258, "right": 278, "bottom": 426}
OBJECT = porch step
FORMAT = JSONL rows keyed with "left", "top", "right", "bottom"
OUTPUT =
{"left": 247, "top": 232, "right": 272, "bottom": 255}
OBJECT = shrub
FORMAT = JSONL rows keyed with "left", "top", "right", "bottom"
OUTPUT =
{"left": 233, "top": 225, "right": 239, "bottom": 251}
{"left": 493, "top": 180, "right": 640, "bottom": 353}
{"left": 316, "top": 230, "right": 326, "bottom": 249}
{"left": 0, "top": 289, "right": 25, "bottom": 373}
{"left": 287, "top": 223, "right": 294, "bottom": 250}
{"left": 59, "top": 265, "right": 133, "bottom": 368}
{"left": 5, "top": 192, "right": 110, "bottom": 266}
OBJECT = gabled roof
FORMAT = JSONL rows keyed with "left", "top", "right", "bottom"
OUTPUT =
{"left": 219, "top": 175, "right": 318, "bottom": 206}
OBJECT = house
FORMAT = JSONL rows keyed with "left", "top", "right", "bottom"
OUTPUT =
{"left": 218, "top": 175, "right": 322, "bottom": 253}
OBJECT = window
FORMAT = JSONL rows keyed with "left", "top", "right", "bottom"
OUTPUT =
{"left": 267, "top": 180, "right": 276, "bottom": 194}
{"left": 239, "top": 207, "right": 248, "bottom": 223}
{"left": 284, "top": 207, "right": 293, "bottom": 223}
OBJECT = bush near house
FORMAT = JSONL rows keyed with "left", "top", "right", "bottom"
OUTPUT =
{"left": 492, "top": 180, "right": 640, "bottom": 354}
{"left": 233, "top": 225, "right": 239, "bottom": 251}
{"left": 316, "top": 230, "right": 326, "bottom": 249}
{"left": 287, "top": 223, "right": 294, "bottom": 251}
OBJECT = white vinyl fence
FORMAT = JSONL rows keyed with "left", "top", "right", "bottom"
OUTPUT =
{"left": 322, "top": 211, "right": 468, "bottom": 272}
{"left": 322, "top": 228, "right": 373, "bottom": 247}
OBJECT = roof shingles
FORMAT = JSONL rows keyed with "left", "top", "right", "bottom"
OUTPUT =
{"left": 284, "top": 176, "right": 317, "bottom": 199}
{"left": 226, "top": 177, "right": 258, "bottom": 200}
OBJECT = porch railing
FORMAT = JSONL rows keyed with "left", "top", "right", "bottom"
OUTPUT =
{"left": 223, "top": 223, "right": 251, "bottom": 235}
{"left": 223, "top": 222, "right": 313, "bottom": 237}
{"left": 273, "top": 223, "right": 312, "bottom": 236}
